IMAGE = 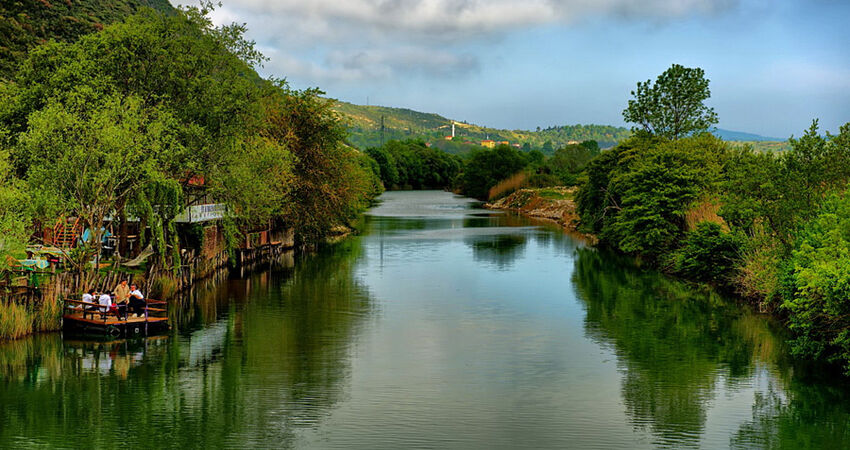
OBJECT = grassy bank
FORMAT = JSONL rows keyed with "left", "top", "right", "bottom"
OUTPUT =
{"left": 0, "top": 297, "right": 62, "bottom": 340}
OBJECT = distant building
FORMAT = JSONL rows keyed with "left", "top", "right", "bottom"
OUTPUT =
{"left": 498, "top": 141, "right": 509, "bottom": 146}
{"left": 481, "top": 140, "right": 496, "bottom": 148}
{"left": 444, "top": 136, "right": 453, "bottom": 140}
{"left": 512, "top": 143, "right": 521, "bottom": 148}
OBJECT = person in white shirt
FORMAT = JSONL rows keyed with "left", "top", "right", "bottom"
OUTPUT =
{"left": 128, "top": 284, "right": 146, "bottom": 317}
{"left": 98, "top": 290, "right": 112, "bottom": 313}
{"left": 77, "top": 289, "right": 96, "bottom": 309}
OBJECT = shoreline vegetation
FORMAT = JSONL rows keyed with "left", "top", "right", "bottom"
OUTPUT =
{"left": 0, "top": 3, "right": 382, "bottom": 340}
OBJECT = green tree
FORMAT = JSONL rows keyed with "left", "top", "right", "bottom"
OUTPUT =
{"left": 577, "top": 134, "right": 728, "bottom": 260}
{"left": 18, "top": 94, "right": 180, "bottom": 270}
{"left": 365, "top": 146, "right": 399, "bottom": 188}
{"left": 623, "top": 64, "right": 718, "bottom": 140}
{"left": 782, "top": 191, "right": 850, "bottom": 373}
{"left": 262, "top": 85, "right": 374, "bottom": 244}
{"left": 461, "top": 144, "right": 527, "bottom": 200}
{"left": 0, "top": 146, "right": 29, "bottom": 275}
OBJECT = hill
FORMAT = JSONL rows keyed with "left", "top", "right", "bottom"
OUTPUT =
{"left": 333, "top": 101, "right": 789, "bottom": 153}
{"left": 713, "top": 128, "right": 783, "bottom": 142}
{"left": 0, "top": 0, "right": 175, "bottom": 79}
{"left": 333, "top": 101, "right": 631, "bottom": 153}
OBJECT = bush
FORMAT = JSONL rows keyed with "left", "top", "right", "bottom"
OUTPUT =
{"left": 781, "top": 192, "right": 850, "bottom": 372}
{"left": 668, "top": 222, "right": 741, "bottom": 284}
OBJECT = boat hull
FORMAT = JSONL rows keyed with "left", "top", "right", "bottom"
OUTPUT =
{"left": 63, "top": 315, "right": 170, "bottom": 339}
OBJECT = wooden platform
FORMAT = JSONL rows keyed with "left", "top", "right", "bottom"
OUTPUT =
{"left": 62, "top": 299, "right": 170, "bottom": 339}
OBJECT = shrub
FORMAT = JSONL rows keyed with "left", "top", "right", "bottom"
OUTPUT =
{"left": 781, "top": 192, "right": 850, "bottom": 372}
{"left": 668, "top": 222, "right": 741, "bottom": 284}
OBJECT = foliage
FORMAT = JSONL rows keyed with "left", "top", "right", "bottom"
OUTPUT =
{"left": 668, "top": 222, "right": 742, "bottom": 284}
{"left": 781, "top": 192, "right": 850, "bottom": 373}
{"left": 623, "top": 64, "right": 718, "bottom": 140}
{"left": 0, "top": 302, "right": 30, "bottom": 340}
{"left": 2, "top": 3, "right": 381, "bottom": 272}
{"left": 546, "top": 140, "right": 600, "bottom": 185}
{"left": 577, "top": 134, "right": 729, "bottom": 259}
{"left": 0, "top": 146, "right": 30, "bottom": 273}
{"left": 366, "top": 139, "right": 461, "bottom": 190}
{"left": 262, "top": 85, "right": 376, "bottom": 244}
{"left": 0, "top": 0, "right": 174, "bottom": 79}
{"left": 18, "top": 94, "right": 180, "bottom": 268}
{"left": 722, "top": 121, "right": 850, "bottom": 245}
{"left": 460, "top": 144, "right": 529, "bottom": 200}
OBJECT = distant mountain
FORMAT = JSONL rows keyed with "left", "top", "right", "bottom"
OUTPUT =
{"left": 0, "top": 0, "right": 175, "bottom": 79}
{"left": 713, "top": 128, "right": 784, "bottom": 142}
{"left": 333, "top": 101, "right": 631, "bottom": 153}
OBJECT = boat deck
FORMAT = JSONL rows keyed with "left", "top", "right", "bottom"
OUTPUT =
{"left": 63, "top": 299, "right": 170, "bottom": 338}
{"left": 63, "top": 312, "right": 169, "bottom": 326}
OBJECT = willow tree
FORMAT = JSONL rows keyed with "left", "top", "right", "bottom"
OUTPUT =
{"left": 18, "top": 94, "right": 180, "bottom": 274}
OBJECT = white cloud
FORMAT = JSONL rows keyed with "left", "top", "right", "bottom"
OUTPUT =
{"left": 183, "top": 0, "right": 740, "bottom": 83}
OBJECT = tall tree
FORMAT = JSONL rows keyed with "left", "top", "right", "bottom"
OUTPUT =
{"left": 623, "top": 64, "right": 718, "bottom": 140}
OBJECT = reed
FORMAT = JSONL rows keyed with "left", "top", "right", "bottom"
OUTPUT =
{"left": 0, "top": 302, "right": 31, "bottom": 340}
{"left": 685, "top": 198, "right": 728, "bottom": 231}
{"left": 33, "top": 295, "right": 62, "bottom": 332}
{"left": 488, "top": 171, "right": 528, "bottom": 201}
{"left": 150, "top": 272, "right": 179, "bottom": 299}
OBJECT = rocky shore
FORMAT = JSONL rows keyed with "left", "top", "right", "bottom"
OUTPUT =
{"left": 485, "top": 187, "right": 596, "bottom": 243}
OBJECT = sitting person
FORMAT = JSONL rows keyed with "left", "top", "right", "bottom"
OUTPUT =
{"left": 97, "top": 290, "right": 112, "bottom": 313}
{"left": 98, "top": 290, "right": 126, "bottom": 319}
{"left": 128, "top": 284, "right": 146, "bottom": 317}
{"left": 78, "top": 289, "right": 96, "bottom": 309}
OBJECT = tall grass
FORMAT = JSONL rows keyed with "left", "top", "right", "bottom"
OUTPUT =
{"left": 150, "top": 273, "right": 179, "bottom": 299}
{"left": 488, "top": 171, "right": 528, "bottom": 201}
{"left": 33, "top": 296, "right": 62, "bottom": 332}
{"left": 0, "top": 302, "right": 31, "bottom": 340}
{"left": 685, "top": 198, "right": 728, "bottom": 231}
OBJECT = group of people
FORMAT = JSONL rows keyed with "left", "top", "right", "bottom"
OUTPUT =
{"left": 80, "top": 280, "right": 147, "bottom": 319}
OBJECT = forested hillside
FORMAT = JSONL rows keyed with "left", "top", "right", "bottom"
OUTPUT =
{"left": 335, "top": 101, "right": 631, "bottom": 152}
{"left": 0, "top": 0, "right": 174, "bottom": 78}
{"left": 335, "top": 101, "right": 787, "bottom": 154}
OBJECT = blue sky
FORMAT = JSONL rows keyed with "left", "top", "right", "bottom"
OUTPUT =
{"left": 198, "top": 0, "right": 850, "bottom": 138}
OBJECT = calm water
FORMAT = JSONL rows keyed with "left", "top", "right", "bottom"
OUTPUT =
{"left": 2, "top": 190, "right": 850, "bottom": 449}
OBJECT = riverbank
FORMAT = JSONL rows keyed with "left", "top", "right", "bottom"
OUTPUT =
{"left": 485, "top": 187, "right": 597, "bottom": 243}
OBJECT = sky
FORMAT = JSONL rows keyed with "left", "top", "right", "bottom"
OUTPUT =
{"left": 191, "top": 0, "right": 849, "bottom": 138}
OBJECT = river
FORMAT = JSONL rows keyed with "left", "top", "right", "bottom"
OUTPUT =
{"left": 1, "top": 190, "right": 849, "bottom": 448}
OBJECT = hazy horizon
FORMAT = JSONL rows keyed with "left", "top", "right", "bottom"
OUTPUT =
{"left": 188, "top": 0, "right": 848, "bottom": 138}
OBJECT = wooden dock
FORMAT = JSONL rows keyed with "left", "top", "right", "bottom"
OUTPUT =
{"left": 63, "top": 299, "right": 170, "bottom": 338}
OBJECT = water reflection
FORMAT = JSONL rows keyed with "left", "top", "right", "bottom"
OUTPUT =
{"left": 2, "top": 191, "right": 850, "bottom": 448}
{"left": 0, "top": 238, "right": 373, "bottom": 448}
{"left": 573, "top": 247, "right": 850, "bottom": 448}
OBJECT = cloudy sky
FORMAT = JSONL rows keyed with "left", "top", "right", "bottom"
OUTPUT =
{"left": 192, "top": 0, "right": 849, "bottom": 138}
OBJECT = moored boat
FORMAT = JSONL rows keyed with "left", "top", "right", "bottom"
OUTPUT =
{"left": 62, "top": 298, "right": 170, "bottom": 338}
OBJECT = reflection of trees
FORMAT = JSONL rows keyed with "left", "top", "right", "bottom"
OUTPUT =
{"left": 731, "top": 375, "right": 850, "bottom": 448}
{"left": 0, "top": 238, "right": 373, "bottom": 448}
{"left": 572, "top": 248, "right": 787, "bottom": 447}
{"left": 469, "top": 234, "right": 528, "bottom": 269}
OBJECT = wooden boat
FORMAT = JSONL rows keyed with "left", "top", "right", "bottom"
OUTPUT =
{"left": 62, "top": 298, "right": 170, "bottom": 338}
